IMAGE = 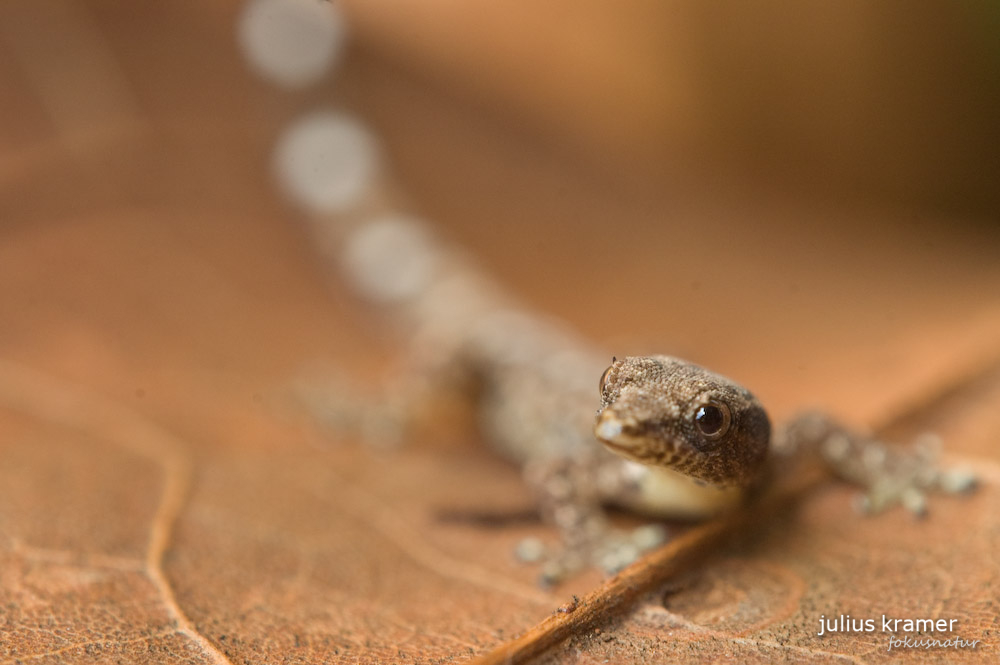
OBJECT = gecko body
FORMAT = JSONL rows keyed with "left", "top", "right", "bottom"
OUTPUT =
{"left": 304, "top": 214, "right": 975, "bottom": 584}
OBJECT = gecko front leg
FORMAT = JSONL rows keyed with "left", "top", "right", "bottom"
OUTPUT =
{"left": 774, "top": 411, "right": 977, "bottom": 516}
{"left": 519, "top": 451, "right": 677, "bottom": 585}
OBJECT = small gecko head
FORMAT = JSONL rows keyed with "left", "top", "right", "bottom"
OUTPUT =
{"left": 594, "top": 356, "right": 770, "bottom": 487}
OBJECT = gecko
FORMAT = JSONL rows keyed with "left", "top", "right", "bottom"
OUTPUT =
{"left": 242, "top": 0, "right": 976, "bottom": 588}
{"left": 299, "top": 213, "right": 977, "bottom": 586}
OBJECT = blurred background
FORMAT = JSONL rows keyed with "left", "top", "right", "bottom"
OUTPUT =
{"left": 8, "top": 1, "right": 997, "bottom": 211}
{"left": 1, "top": 0, "right": 999, "bottom": 422}
{"left": 334, "top": 0, "right": 1000, "bottom": 215}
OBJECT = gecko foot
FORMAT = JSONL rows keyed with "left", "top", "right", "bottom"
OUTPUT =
{"left": 515, "top": 524, "right": 669, "bottom": 586}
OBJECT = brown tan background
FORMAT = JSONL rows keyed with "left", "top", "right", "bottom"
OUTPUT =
{"left": 1, "top": 1, "right": 999, "bottom": 663}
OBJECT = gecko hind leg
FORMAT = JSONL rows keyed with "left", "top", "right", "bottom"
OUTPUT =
{"left": 292, "top": 369, "right": 410, "bottom": 448}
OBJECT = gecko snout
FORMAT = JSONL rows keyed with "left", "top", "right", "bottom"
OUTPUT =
{"left": 594, "top": 410, "right": 646, "bottom": 458}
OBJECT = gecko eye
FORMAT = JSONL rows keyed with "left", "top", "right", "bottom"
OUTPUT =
{"left": 599, "top": 364, "right": 615, "bottom": 396}
{"left": 694, "top": 401, "right": 731, "bottom": 439}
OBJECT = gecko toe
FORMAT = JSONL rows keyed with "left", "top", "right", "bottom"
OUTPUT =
{"left": 939, "top": 467, "right": 978, "bottom": 494}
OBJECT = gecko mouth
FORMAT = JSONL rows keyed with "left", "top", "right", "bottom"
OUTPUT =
{"left": 598, "top": 438, "right": 632, "bottom": 454}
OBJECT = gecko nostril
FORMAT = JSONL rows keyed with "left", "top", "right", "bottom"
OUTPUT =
{"left": 595, "top": 413, "right": 623, "bottom": 441}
